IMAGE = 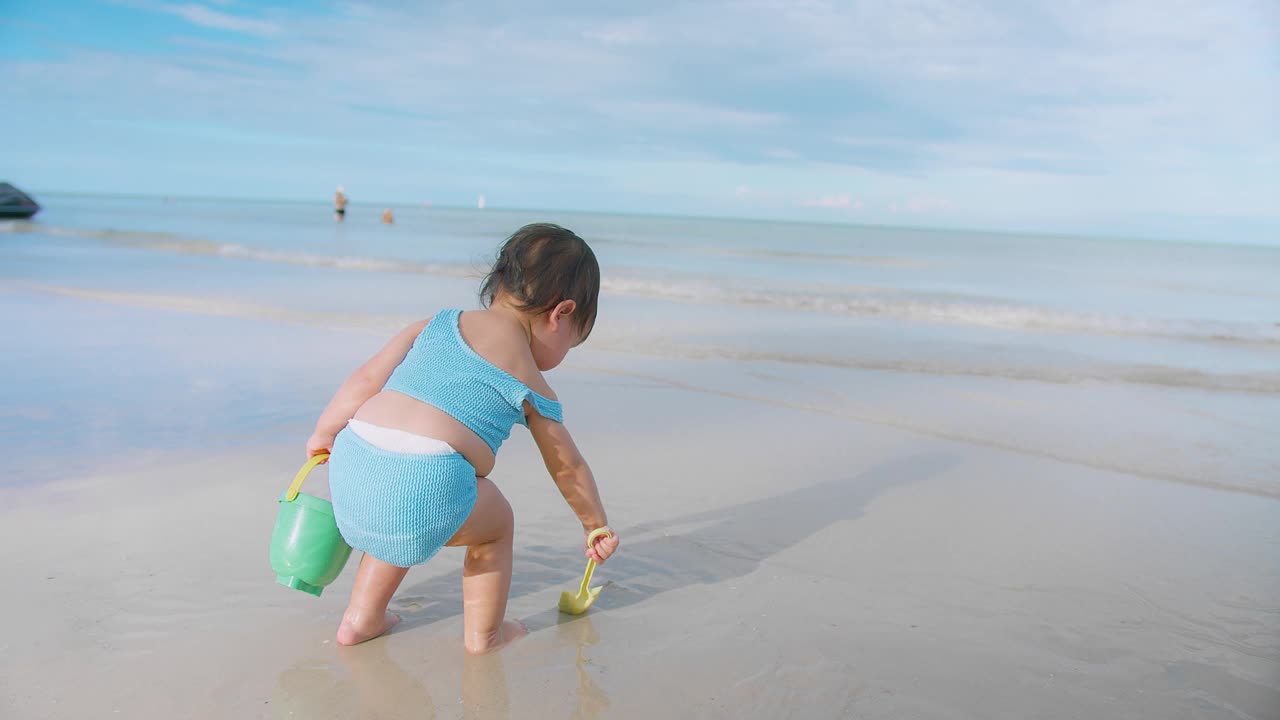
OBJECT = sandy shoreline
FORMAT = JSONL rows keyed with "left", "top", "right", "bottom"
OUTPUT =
{"left": 3, "top": 222, "right": 1278, "bottom": 718}
{"left": 3, "top": 349, "right": 1277, "bottom": 719}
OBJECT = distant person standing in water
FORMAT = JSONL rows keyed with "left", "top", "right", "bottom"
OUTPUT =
{"left": 334, "top": 186, "right": 348, "bottom": 221}
{"left": 382, "top": 208, "right": 395, "bottom": 224}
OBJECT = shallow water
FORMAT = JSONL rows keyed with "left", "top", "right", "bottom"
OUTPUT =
{"left": 2, "top": 195, "right": 1278, "bottom": 494}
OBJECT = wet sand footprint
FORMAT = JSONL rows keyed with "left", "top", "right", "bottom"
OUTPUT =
{"left": 390, "top": 595, "right": 435, "bottom": 612}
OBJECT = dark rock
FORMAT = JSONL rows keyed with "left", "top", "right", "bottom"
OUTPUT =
{"left": 0, "top": 182, "right": 41, "bottom": 219}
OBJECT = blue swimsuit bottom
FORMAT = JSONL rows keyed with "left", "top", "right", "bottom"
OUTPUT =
{"left": 328, "top": 427, "right": 477, "bottom": 567}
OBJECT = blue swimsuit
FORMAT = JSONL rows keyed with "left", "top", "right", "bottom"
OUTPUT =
{"left": 383, "top": 309, "right": 563, "bottom": 451}
{"left": 329, "top": 309, "right": 563, "bottom": 567}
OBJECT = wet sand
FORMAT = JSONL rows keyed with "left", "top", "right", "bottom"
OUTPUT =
{"left": 2, "top": 335, "right": 1277, "bottom": 719}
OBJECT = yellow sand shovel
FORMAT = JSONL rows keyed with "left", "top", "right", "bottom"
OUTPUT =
{"left": 558, "top": 528, "right": 614, "bottom": 615}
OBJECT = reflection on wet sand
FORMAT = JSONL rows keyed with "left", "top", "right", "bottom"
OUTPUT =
{"left": 461, "top": 652, "right": 510, "bottom": 719}
{"left": 340, "top": 641, "right": 439, "bottom": 719}
{"left": 269, "top": 612, "right": 614, "bottom": 720}
{"left": 271, "top": 656, "right": 359, "bottom": 719}
{"left": 271, "top": 640, "right": 439, "bottom": 719}
{"left": 558, "top": 615, "right": 611, "bottom": 720}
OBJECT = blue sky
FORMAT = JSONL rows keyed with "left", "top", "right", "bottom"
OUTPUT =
{"left": 2, "top": 1, "right": 1277, "bottom": 242}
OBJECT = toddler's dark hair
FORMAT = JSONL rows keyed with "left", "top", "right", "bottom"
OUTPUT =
{"left": 480, "top": 223, "right": 600, "bottom": 340}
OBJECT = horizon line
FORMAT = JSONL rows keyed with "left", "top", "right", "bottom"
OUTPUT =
{"left": 22, "top": 188, "right": 1280, "bottom": 252}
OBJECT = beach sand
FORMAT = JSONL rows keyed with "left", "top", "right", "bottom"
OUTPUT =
{"left": 2, "top": 290, "right": 1278, "bottom": 719}
{"left": 3, "top": 210, "right": 1279, "bottom": 719}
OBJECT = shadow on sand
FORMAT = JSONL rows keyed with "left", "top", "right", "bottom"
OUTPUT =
{"left": 390, "top": 450, "right": 958, "bottom": 634}
{"left": 270, "top": 451, "right": 955, "bottom": 719}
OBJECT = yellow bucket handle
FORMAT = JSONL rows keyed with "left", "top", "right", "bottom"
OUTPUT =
{"left": 286, "top": 452, "right": 330, "bottom": 502}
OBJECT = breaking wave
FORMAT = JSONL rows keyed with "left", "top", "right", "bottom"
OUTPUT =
{"left": 8, "top": 221, "right": 1279, "bottom": 347}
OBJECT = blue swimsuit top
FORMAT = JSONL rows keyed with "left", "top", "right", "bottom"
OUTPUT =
{"left": 382, "top": 309, "right": 563, "bottom": 453}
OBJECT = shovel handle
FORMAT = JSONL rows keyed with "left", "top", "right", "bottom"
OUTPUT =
{"left": 578, "top": 528, "right": 614, "bottom": 594}
{"left": 286, "top": 452, "right": 330, "bottom": 502}
{"left": 586, "top": 527, "right": 614, "bottom": 551}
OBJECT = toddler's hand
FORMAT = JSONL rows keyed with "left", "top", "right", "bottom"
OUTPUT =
{"left": 306, "top": 431, "right": 334, "bottom": 461}
{"left": 585, "top": 527, "right": 619, "bottom": 564}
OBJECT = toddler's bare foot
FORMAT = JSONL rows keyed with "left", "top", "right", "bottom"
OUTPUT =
{"left": 465, "top": 619, "right": 528, "bottom": 655}
{"left": 336, "top": 609, "right": 401, "bottom": 646}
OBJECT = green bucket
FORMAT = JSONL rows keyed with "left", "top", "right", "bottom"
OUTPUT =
{"left": 269, "top": 453, "right": 353, "bottom": 597}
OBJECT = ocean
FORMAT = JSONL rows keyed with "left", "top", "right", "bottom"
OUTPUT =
{"left": 3, "top": 194, "right": 1278, "bottom": 496}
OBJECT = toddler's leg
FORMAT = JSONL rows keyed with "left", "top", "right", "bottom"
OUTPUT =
{"left": 445, "top": 476, "right": 526, "bottom": 654}
{"left": 336, "top": 554, "right": 407, "bottom": 646}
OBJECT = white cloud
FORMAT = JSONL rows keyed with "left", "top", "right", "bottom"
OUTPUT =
{"left": 157, "top": 3, "right": 279, "bottom": 37}
{"left": 800, "top": 194, "right": 854, "bottom": 209}
{"left": 3, "top": 0, "right": 1276, "bottom": 238}
{"left": 596, "top": 99, "right": 783, "bottom": 129}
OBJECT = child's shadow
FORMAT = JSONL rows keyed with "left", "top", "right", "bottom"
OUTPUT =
{"left": 394, "top": 450, "right": 957, "bottom": 632}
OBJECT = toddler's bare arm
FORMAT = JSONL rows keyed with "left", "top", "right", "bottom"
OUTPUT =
{"left": 528, "top": 411, "right": 617, "bottom": 561}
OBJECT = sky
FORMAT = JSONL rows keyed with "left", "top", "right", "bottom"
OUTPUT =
{"left": 1, "top": 0, "right": 1277, "bottom": 243}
